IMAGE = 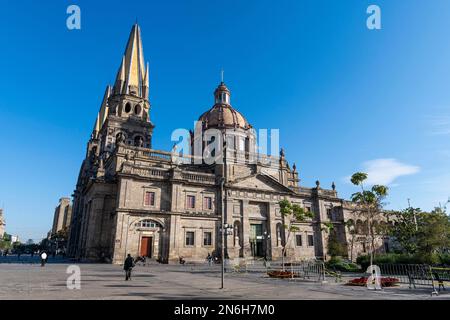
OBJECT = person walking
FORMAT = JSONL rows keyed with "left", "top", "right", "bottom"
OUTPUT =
{"left": 206, "top": 253, "right": 212, "bottom": 266}
{"left": 124, "top": 254, "right": 134, "bottom": 281}
{"left": 40, "top": 251, "right": 47, "bottom": 267}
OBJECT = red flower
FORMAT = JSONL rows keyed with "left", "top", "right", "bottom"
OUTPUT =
{"left": 347, "top": 277, "right": 399, "bottom": 287}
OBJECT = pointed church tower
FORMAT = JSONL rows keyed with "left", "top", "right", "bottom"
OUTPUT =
{"left": 95, "top": 23, "right": 155, "bottom": 154}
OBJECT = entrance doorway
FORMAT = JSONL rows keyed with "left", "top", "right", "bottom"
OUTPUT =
{"left": 140, "top": 236, "right": 153, "bottom": 258}
{"left": 250, "top": 224, "right": 264, "bottom": 257}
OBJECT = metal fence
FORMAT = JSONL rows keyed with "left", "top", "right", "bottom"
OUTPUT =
{"left": 378, "top": 264, "right": 432, "bottom": 286}
{"left": 372, "top": 264, "right": 450, "bottom": 294}
{"left": 225, "top": 258, "right": 328, "bottom": 282}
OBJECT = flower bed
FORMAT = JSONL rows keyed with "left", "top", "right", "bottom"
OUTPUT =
{"left": 346, "top": 277, "right": 400, "bottom": 287}
{"left": 267, "top": 271, "right": 299, "bottom": 278}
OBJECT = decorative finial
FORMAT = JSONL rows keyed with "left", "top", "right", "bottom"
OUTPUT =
{"left": 221, "top": 68, "right": 224, "bottom": 83}
{"left": 332, "top": 181, "right": 336, "bottom": 191}
{"left": 280, "top": 148, "right": 285, "bottom": 158}
{"left": 293, "top": 163, "right": 297, "bottom": 172}
{"left": 315, "top": 180, "right": 320, "bottom": 188}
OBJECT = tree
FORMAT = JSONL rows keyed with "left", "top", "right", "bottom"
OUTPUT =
{"left": 350, "top": 172, "right": 388, "bottom": 267}
{"left": 278, "top": 199, "right": 314, "bottom": 270}
{"left": 326, "top": 226, "right": 347, "bottom": 258}
{"left": 0, "top": 233, "right": 12, "bottom": 251}
{"left": 386, "top": 207, "right": 422, "bottom": 254}
{"left": 416, "top": 207, "right": 450, "bottom": 258}
{"left": 345, "top": 220, "right": 357, "bottom": 262}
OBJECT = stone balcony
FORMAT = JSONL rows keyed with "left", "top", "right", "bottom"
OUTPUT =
{"left": 114, "top": 144, "right": 283, "bottom": 169}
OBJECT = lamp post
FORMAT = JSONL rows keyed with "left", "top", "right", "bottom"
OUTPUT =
{"left": 220, "top": 222, "right": 233, "bottom": 289}
{"left": 263, "top": 231, "right": 271, "bottom": 261}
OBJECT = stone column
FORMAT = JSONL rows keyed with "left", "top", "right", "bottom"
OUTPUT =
{"left": 242, "top": 199, "right": 251, "bottom": 258}
{"left": 225, "top": 197, "right": 235, "bottom": 259}
{"left": 168, "top": 214, "right": 181, "bottom": 263}
{"left": 112, "top": 211, "right": 126, "bottom": 264}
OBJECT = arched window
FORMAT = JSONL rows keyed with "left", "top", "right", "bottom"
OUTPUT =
{"left": 124, "top": 103, "right": 132, "bottom": 113}
{"left": 356, "top": 220, "right": 363, "bottom": 234}
{"left": 372, "top": 221, "right": 379, "bottom": 235}
{"left": 134, "top": 135, "right": 144, "bottom": 147}
{"left": 276, "top": 223, "right": 284, "bottom": 247}
{"left": 116, "top": 132, "right": 126, "bottom": 144}
{"left": 134, "top": 104, "right": 142, "bottom": 115}
{"left": 135, "top": 220, "right": 160, "bottom": 229}
{"left": 362, "top": 220, "right": 369, "bottom": 234}
{"left": 347, "top": 219, "right": 355, "bottom": 233}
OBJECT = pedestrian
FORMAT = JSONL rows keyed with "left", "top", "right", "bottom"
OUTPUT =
{"left": 40, "top": 251, "right": 47, "bottom": 267}
{"left": 206, "top": 253, "right": 212, "bottom": 266}
{"left": 123, "top": 254, "right": 134, "bottom": 281}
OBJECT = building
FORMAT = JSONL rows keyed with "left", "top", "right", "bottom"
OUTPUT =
{"left": 67, "top": 24, "right": 386, "bottom": 264}
{"left": 51, "top": 198, "right": 72, "bottom": 236}
{"left": 0, "top": 209, "right": 5, "bottom": 238}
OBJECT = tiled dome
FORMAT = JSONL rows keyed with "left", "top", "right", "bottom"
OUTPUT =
{"left": 198, "top": 82, "right": 251, "bottom": 130}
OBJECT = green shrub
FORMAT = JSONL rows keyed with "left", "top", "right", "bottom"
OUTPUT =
{"left": 326, "top": 256, "right": 361, "bottom": 272}
{"left": 356, "top": 253, "right": 450, "bottom": 269}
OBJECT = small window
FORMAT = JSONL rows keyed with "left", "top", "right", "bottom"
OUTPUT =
{"left": 144, "top": 192, "right": 155, "bottom": 206}
{"left": 326, "top": 208, "right": 332, "bottom": 220}
{"left": 134, "top": 104, "right": 142, "bottom": 115}
{"left": 308, "top": 235, "right": 314, "bottom": 247}
{"left": 186, "top": 231, "right": 195, "bottom": 246}
{"left": 204, "top": 197, "right": 212, "bottom": 210}
{"left": 296, "top": 234, "right": 302, "bottom": 247}
{"left": 187, "top": 195, "right": 196, "bottom": 209}
{"left": 203, "top": 232, "right": 212, "bottom": 246}
{"left": 124, "top": 103, "right": 132, "bottom": 113}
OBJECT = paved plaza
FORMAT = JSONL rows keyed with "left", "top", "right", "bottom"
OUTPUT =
{"left": 0, "top": 257, "right": 449, "bottom": 300}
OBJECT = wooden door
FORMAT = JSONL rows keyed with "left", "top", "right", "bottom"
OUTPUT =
{"left": 140, "top": 237, "right": 153, "bottom": 257}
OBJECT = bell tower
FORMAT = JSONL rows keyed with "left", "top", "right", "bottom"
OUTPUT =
{"left": 94, "top": 23, "right": 154, "bottom": 155}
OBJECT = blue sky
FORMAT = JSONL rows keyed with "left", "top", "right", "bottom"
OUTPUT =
{"left": 1, "top": 0, "right": 449, "bottom": 241}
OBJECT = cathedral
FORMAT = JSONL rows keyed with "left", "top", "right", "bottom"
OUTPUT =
{"left": 67, "top": 24, "right": 382, "bottom": 264}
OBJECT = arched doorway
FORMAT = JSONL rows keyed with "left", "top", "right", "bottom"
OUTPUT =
{"left": 134, "top": 219, "right": 164, "bottom": 259}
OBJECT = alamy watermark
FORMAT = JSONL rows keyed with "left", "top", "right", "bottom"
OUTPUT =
{"left": 66, "top": 265, "right": 81, "bottom": 290}
{"left": 367, "top": 4, "right": 381, "bottom": 30}
{"left": 66, "top": 5, "right": 81, "bottom": 30}
{"left": 169, "top": 123, "right": 281, "bottom": 167}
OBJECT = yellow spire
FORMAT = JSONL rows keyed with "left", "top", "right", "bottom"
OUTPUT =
{"left": 98, "top": 86, "right": 111, "bottom": 128}
{"left": 114, "top": 56, "right": 126, "bottom": 94}
{"left": 142, "top": 62, "right": 149, "bottom": 99}
{"left": 92, "top": 113, "right": 100, "bottom": 139}
{"left": 121, "top": 23, "right": 146, "bottom": 96}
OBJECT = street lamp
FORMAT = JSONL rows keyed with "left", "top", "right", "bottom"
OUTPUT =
{"left": 219, "top": 221, "right": 233, "bottom": 289}
{"left": 263, "top": 231, "right": 271, "bottom": 261}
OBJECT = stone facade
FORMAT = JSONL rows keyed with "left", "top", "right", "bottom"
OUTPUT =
{"left": 51, "top": 198, "right": 72, "bottom": 235}
{"left": 67, "top": 24, "right": 386, "bottom": 264}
